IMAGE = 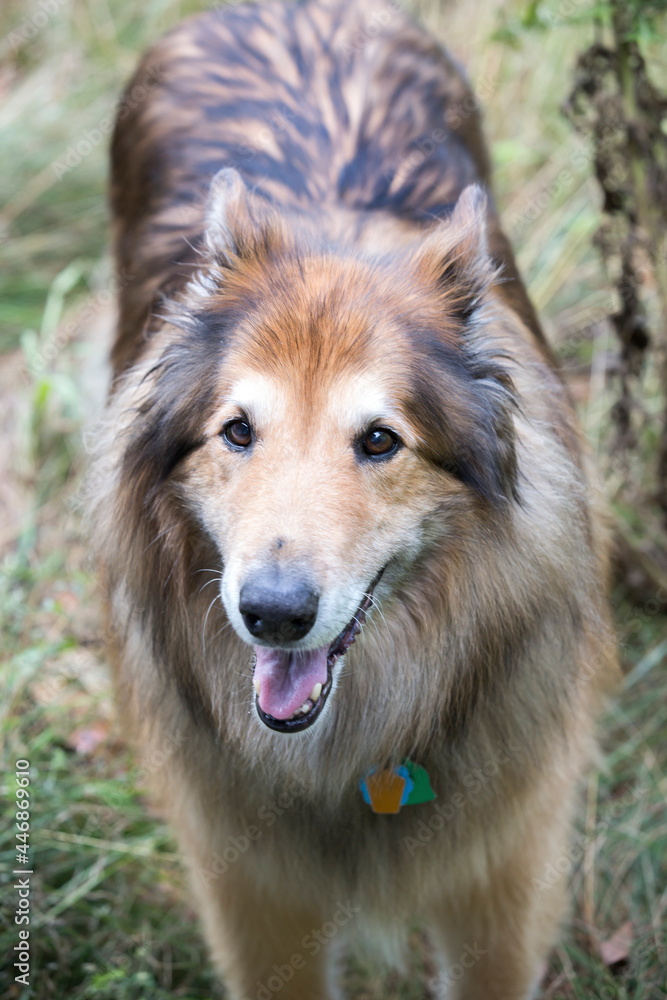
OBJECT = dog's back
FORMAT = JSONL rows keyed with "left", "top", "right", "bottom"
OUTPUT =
{"left": 111, "top": 0, "right": 543, "bottom": 376}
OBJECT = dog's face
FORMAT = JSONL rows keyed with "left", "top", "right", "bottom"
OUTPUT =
{"left": 124, "top": 172, "right": 518, "bottom": 734}
{"left": 192, "top": 272, "right": 452, "bottom": 733}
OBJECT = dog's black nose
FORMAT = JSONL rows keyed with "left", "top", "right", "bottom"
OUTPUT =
{"left": 239, "top": 571, "right": 319, "bottom": 643}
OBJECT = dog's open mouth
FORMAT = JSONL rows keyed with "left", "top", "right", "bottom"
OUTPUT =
{"left": 252, "top": 571, "right": 382, "bottom": 734}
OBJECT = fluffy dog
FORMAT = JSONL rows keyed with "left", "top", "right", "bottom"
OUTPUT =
{"left": 90, "top": 1, "right": 618, "bottom": 996}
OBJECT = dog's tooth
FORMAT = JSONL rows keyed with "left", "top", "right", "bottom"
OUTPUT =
{"left": 310, "top": 683, "right": 322, "bottom": 703}
{"left": 253, "top": 678, "right": 260, "bottom": 696}
{"left": 300, "top": 701, "right": 311, "bottom": 714}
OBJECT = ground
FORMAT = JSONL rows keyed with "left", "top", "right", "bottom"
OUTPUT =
{"left": 0, "top": 1, "right": 666, "bottom": 998}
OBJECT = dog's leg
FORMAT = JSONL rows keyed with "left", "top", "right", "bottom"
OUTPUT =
{"left": 428, "top": 874, "right": 565, "bottom": 999}
{"left": 192, "top": 866, "right": 335, "bottom": 1000}
{"left": 426, "top": 801, "right": 574, "bottom": 999}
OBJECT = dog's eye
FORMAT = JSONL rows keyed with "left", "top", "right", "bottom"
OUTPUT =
{"left": 361, "top": 428, "right": 400, "bottom": 459}
{"left": 223, "top": 419, "right": 253, "bottom": 449}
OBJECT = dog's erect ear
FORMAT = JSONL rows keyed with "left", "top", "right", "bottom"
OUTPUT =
{"left": 203, "top": 167, "right": 283, "bottom": 266}
{"left": 446, "top": 183, "right": 489, "bottom": 269}
{"left": 410, "top": 186, "right": 518, "bottom": 503}
{"left": 204, "top": 167, "right": 249, "bottom": 254}
{"left": 416, "top": 184, "right": 496, "bottom": 324}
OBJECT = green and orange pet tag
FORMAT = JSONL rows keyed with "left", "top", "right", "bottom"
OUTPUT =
{"left": 360, "top": 759, "right": 436, "bottom": 814}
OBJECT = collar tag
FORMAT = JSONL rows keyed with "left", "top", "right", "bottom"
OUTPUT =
{"left": 360, "top": 759, "right": 436, "bottom": 814}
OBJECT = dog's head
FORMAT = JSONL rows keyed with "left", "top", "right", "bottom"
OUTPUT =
{"left": 119, "top": 169, "right": 518, "bottom": 735}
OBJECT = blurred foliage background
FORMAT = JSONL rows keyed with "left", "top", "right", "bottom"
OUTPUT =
{"left": 0, "top": 1, "right": 666, "bottom": 998}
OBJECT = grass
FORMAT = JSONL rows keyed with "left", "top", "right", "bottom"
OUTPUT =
{"left": 0, "top": 1, "right": 666, "bottom": 998}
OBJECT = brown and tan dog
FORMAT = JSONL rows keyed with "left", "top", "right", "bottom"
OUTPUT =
{"left": 90, "top": 1, "right": 618, "bottom": 996}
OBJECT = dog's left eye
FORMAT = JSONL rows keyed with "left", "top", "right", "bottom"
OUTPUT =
{"left": 223, "top": 419, "right": 253, "bottom": 449}
{"left": 360, "top": 428, "right": 400, "bottom": 459}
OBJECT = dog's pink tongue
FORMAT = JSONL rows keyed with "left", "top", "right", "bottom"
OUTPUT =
{"left": 254, "top": 645, "right": 328, "bottom": 720}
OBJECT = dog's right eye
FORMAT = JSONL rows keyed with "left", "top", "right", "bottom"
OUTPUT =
{"left": 360, "top": 427, "right": 400, "bottom": 459}
{"left": 223, "top": 419, "right": 253, "bottom": 449}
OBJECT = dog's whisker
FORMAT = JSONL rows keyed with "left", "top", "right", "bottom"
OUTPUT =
{"left": 210, "top": 621, "right": 233, "bottom": 642}
{"left": 182, "top": 236, "right": 206, "bottom": 257}
{"left": 364, "top": 612, "right": 384, "bottom": 643}
{"left": 142, "top": 522, "right": 179, "bottom": 554}
{"left": 164, "top": 558, "right": 180, "bottom": 590}
{"left": 202, "top": 593, "right": 222, "bottom": 654}
{"left": 193, "top": 567, "right": 224, "bottom": 578}
{"left": 367, "top": 594, "right": 390, "bottom": 634}
{"left": 234, "top": 668, "right": 254, "bottom": 679}
{"left": 336, "top": 669, "right": 358, "bottom": 681}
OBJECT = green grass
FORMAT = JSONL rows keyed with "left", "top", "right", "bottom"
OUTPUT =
{"left": 1, "top": 1, "right": 666, "bottom": 998}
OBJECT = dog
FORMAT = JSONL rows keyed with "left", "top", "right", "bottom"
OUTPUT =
{"left": 89, "top": 1, "right": 619, "bottom": 996}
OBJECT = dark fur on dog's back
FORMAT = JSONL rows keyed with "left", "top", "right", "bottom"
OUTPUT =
{"left": 92, "top": 3, "right": 619, "bottom": 997}
{"left": 111, "top": 0, "right": 544, "bottom": 377}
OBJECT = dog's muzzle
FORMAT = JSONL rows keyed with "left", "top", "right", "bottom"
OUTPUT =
{"left": 251, "top": 569, "right": 383, "bottom": 733}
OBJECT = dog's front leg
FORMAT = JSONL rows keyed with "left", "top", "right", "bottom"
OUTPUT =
{"left": 425, "top": 787, "right": 575, "bottom": 999}
{"left": 191, "top": 863, "right": 336, "bottom": 1000}
{"left": 427, "top": 870, "right": 564, "bottom": 1000}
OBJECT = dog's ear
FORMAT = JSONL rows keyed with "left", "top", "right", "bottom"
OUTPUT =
{"left": 416, "top": 184, "right": 496, "bottom": 325}
{"left": 410, "top": 186, "right": 519, "bottom": 504}
{"left": 447, "top": 183, "right": 488, "bottom": 256}
{"left": 204, "top": 167, "right": 248, "bottom": 253}
{"left": 410, "top": 337, "right": 519, "bottom": 506}
{"left": 203, "top": 167, "right": 284, "bottom": 268}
